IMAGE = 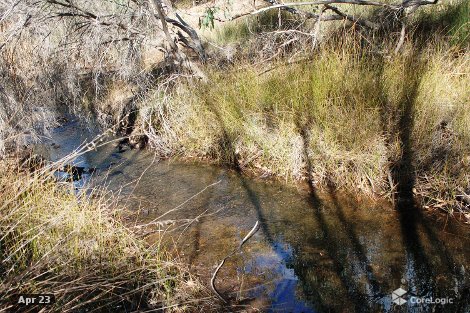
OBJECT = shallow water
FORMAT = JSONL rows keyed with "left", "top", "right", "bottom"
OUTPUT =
{"left": 36, "top": 118, "right": 470, "bottom": 313}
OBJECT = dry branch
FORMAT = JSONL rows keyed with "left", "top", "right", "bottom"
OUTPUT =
{"left": 211, "top": 221, "right": 260, "bottom": 302}
{"left": 250, "top": 0, "right": 438, "bottom": 30}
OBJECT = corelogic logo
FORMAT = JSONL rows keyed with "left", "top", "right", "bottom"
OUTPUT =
{"left": 391, "top": 287, "right": 454, "bottom": 306}
{"left": 392, "top": 288, "right": 407, "bottom": 305}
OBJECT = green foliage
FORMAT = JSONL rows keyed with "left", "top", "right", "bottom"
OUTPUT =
{"left": 413, "top": 0, "right": 470, "bottom": 47}
{"left": 448, "top": 0, "right": 470, "bottom": 46}
{"left": 199, "top": 7, "right": 218, "bottom": 30}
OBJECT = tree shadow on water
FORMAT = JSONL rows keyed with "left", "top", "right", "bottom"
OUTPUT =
{"left": 390, "top": 53, "right": 433, "bottom": 281}
{"left": 327, "top": 184, "right": 384, "bottom": 297}
{"left": 203, "top": 67, "right": 468, "bottom": 312}
{"left": 379, "top": 52, "right": 467, "bottom": 312}
{"left": 296, "top": 124, "right": 381, "bottom": 313}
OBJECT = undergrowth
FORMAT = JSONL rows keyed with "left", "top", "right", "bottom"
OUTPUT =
{"left": 143, "top": 24, "right": 469, "bottom": 213}
{"left": 0, "top": 162, "right": 207, "bottom": 312}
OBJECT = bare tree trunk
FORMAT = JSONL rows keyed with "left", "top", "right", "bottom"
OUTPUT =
{"left": 148, "top": 0, "right": 179, "bottom": 56}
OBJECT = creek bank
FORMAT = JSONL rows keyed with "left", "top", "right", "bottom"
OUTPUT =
{"left": 28, "top": 114, "right": 470, "bottom": 225}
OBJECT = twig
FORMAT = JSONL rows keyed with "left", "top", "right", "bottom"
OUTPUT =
{"left": 388, "top": 170, "right": 395, "bottom": 204}
{"left": 312, "top": 6, "right": 326, "bottom": 48}
{"left": 324, "top": 4, "right": 379, "bottom": 29}
{"left": 211, "top": 221, "right": 260, "bottom": 303}
{"left": 137, "top": 180, "right": 222, "bottom": 226}
{"left": 394, "top": 21, "right": 406, "bottom": 54}
{"left": 252, "top": 0, "right": 393, "bottom": 16}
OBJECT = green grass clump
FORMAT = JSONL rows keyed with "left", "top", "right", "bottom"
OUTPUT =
{"left": 414, "top": 0, "right": 469, "bottom": 47}
{"left": 137, "top": 1, "right": 470, "bottom": 212}
{"left": 156, "top": 49, "right": 389, "bottom": 190}
{"left": 215, "top": 10, "right": 304, "bottom": 45}
{"left": 143, "top": 34, "right": 469, "bottom": 210}
{"left": 0, "top": 163, "right": 205, "bottom": 312}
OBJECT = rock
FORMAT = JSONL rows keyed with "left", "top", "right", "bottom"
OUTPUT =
{"left": 56, "top": 116, "right": 68, "bottom": 124}
{"left": 117, "top": 139, "right": 130, "bottom": 153}
{"left": 59, "top": 164, "right": 97, "bottom": 181}
{"left": 128, "top": 125, "right": 148, "bottom": 150}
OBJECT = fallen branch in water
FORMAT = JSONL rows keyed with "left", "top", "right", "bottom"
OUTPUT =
{"left": 210, "top": 221, "right": 260, "bottom": 303}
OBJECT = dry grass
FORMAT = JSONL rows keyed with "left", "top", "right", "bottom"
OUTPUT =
{"left": 0, "top": 159, "right": 209, "bottom": 312}
{"left": 0, "top": 2, "right": 468, "bottom": 311}
{"left": 142, "top": 15, "right": 469, "bottom": 212}
{"left": 0, "top": 0, "right": 182, "bottom": 156}
{"left": 0, "top": 0, "right": 468, "bottom": 222}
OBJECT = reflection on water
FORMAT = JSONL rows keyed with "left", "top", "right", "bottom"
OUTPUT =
{"left": 37, "top": 119, "right": 470, "bottom": 313}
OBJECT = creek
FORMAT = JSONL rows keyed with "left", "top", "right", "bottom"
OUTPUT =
{"left": 34, "top": 117, "right": 470, "bottom": 313}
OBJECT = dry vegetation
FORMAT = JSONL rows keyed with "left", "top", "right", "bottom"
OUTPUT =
{"left": 0, "top": 159, "right": 210, "bottom": 312}
{"left": 1, "top": 1, "right": 468, "bottom": 207}
{"left": 143, "top": 43, "right": 469, "bottom": 209}
{"left": 0, "top": 0, "right": 468, "bottom": 310}
{"left": 139, "top": 1, "right": 469, "bottom": 214}
{"left": 0, "top": 0, "right": 205, "bottom": 155}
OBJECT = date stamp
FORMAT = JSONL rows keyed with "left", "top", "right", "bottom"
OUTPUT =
{"left": 10, "top": 294, "right": 55, "bottom": 306}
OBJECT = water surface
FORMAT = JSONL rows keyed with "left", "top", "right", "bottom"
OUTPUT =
{"left": 36, "top": 119, "right": 470, "bottom": 313}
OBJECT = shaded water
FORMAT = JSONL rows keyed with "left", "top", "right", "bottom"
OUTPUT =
{"left": 36, "top": 119, "right": 470, "bottom": 313}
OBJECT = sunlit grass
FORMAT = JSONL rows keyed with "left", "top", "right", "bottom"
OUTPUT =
{"left": 0, "top": 162, "right": 206, "bottom": 312}
{"left": 144, "top": 30, "right": 469, "bottom": 211}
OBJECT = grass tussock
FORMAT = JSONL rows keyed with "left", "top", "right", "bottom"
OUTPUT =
{"left": 143, "top": 31, "right": 469, "bottom": 211}
{"left": 0, "top": 0, "right": 468, "bottom": 217}
{"left": 0, "top": 162, "right": 207, "bottom": 312}
{"left": 413, "top": 0, "right": 469, "bottom": 47}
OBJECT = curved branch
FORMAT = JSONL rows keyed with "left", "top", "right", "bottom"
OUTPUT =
{"left": 253, "top": 0, "right": 439, "bottom": 15}
{"left": 211, "top": 221, "right": 260, "bottom": 302}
